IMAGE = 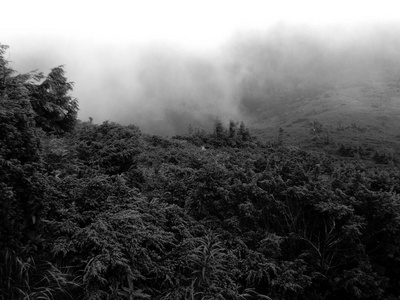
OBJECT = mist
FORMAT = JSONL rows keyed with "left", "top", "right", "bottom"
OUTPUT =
{"left": 224, "top": 22, "right": 400, "bottom": 118}
{"left": 3, "top": 21, "right": 400, "bottom": 136}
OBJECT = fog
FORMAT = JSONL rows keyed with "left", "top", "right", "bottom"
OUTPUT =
{"left": 225, "top": 23, "right": 400, "bottom": 116}
{"left": 2, "top": 1, "right": 400, "bottom": 136}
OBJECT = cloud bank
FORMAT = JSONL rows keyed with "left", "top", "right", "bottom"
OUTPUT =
{"left": 3, "top": 21, "right": 400, "bottom": 135}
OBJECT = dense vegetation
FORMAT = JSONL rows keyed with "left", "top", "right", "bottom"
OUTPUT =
{"left": 2, "top": 43, "right": 400, "bottom": 299}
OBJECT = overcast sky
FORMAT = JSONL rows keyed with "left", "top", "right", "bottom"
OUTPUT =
{"left": 3, "top": 1, "right": 399, "bottom": 50}
{"left": 1, "top": 0, "right": 400, "bottom": 134}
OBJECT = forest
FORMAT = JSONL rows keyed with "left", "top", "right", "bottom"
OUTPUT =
{"left": 1, "top": 42, "right": 400, "bottom": 300}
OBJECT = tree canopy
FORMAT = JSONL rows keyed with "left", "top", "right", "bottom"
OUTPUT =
{"left": 1, "top": 43, "right": 400, "bottom": 300}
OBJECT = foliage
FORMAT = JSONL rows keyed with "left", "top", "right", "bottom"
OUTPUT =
{"left": 0, "top": 248, "right": 83, "bottom": 300}
{"left": 2, "top": 42, "right": 400, "bottom": 299}
{"left": 71, "top": 121, "right": 142, "bottom": 175}
{"left": 0, "top": 44, "right": 46, "bottom": 250}
{"left": 28, "top": 65, "right": 78, "bottom": 134}
{"left": 176, "top": 120, "right": 257, "bottom": 148}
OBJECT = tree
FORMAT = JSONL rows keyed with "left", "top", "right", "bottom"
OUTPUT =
{"left": 229, "top": 120, "right": 238, "bottom": 138}
{"left": 28, "top": 65, "right": 78, "bottom": 133}
{"left": 0, "top": 44, "right": 46, "bottom": 249}
{"left": 214, "top": 119, "right": 226, "bottom": 139}
{"left": 238, "top": 121, "right": 251, "bottom": 142}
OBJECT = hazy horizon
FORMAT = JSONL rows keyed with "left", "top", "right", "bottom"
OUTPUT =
{"left": 2, "top": 1, "right": 400, "bottom": 135}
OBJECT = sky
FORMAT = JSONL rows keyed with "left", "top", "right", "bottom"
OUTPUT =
{"left": 1, "top": 0, "right": 400, "bottom": 135}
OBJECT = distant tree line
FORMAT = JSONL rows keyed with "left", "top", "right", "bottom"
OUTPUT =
{"left": 176, "top": 119, "right": 257, "bottom": 148}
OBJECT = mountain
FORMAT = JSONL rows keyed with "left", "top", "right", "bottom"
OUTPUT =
{"left": 252, "top": 78, "right": 400, "bottom": 157}
{"left": 221, "top": 25, "right": 400, "bottom": 161}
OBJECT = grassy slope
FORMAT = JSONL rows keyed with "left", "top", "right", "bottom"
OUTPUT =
{"left": 251, "top": 77, "right": 400, "bottom": 159}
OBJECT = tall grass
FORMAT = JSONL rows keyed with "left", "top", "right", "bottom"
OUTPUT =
{"left": 0, "top": 248, "right": 83, "bottom": 300}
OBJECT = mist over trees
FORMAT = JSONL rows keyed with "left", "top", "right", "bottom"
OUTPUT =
{"left": 5, "top": 23, "right": 400, "bottom": 136}
{"left": 2, "top": 40, "right": 400, "bottom": 299}
{"left": 110, "top": 23, "right": 400, "bottom": 134}
{"left": 224, "top": 23, "right": 400, "bottom": 119}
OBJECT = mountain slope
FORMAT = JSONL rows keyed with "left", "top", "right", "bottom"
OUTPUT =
{"left": 251, "top": 77, "right": 400, "bottom": 160}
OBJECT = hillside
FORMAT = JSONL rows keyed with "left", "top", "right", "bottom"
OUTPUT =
{"left": 219, "top": 24, "right": 400, "bottom": 159}
{"left": 246, "top": 78, "right": 400, "bottom": 162}
{"left": 2, "top": 41, "right": 400, "bottom": 300}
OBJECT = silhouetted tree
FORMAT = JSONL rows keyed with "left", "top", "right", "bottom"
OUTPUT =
{"left": 28, "top": 65, "right": 78, "bottom": 133}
